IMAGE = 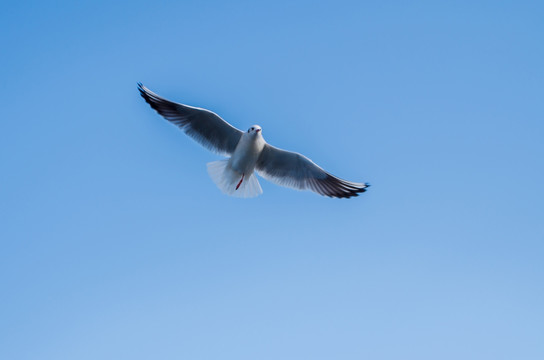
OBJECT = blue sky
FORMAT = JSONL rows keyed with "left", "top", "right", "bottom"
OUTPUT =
{"left": 1, "top": 1, "right": 543, "bottom": 359}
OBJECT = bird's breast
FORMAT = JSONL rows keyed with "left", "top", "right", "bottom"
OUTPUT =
{"left": 228, "top": 135, "right": 265, "bottom": 174}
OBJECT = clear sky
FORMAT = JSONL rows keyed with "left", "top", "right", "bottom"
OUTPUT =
{"left": 1, "top": 1, "right": 543, "bottom": 359}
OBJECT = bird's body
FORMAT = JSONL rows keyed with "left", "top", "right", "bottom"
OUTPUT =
{"left": 138, "top": 83, "right": 369, "bottom": 198}
{"left": 207, "top": 126, "right": 266, "bottom": 197}
{"left": 229, "top": 126, "right": 265, "bottom": 175}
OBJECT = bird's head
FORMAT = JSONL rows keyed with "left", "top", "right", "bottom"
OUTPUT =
{"left": 247, "top": 125, "right": 262, "bottom": 135}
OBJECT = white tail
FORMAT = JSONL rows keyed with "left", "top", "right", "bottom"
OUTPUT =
{"left": 206, "top": 160, "right": 263, "bottom": 198}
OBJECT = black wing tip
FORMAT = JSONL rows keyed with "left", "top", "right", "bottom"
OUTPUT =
{"left": 322, "top": 175, "right": 370, "bottom": 199}
{"left": 138, "top": 82, "right": 153, "bottom": 97}
{"left": 137, "top": 82, "right": 149, "bottom": 99}
{"left": 137, "top": 83, "right": 166, "bottom": 111}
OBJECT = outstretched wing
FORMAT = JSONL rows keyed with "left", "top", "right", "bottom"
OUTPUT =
{"left": 138, "top": 83, "right": 243, "bottom": 156}
{"left": 256, "top": 144, "right": 369, "bottom": 199}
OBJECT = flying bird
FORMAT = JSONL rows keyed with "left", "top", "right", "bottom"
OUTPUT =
{"left": 138, "top": 83, "right": 369, "bottom": 198}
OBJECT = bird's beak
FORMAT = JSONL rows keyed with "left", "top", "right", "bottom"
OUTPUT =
{"left": 256, "top": 129, "right": 261, "bottom": 133}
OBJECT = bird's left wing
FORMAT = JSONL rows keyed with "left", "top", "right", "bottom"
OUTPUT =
{"left": 138, "top": 83, "right": 243, "bottom": 156}
{"left": 256, "top": 144, "right": 369, "bottom": 198}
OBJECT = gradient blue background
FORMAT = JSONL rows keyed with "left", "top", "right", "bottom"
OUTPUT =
{"left": 1, "top": 1, "right": 543, "bottom": 359}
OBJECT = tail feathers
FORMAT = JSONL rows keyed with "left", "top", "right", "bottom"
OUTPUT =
{"left": 206, "top": 160, "right": 263, "bottom": 198}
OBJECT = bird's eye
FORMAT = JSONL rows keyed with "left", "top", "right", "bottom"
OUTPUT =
{"left": 251, "top": 127, "right": 254, "bottom": 130}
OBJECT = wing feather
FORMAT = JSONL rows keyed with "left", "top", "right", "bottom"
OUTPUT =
{"left": 138, "top": 83, "right": 243, "bottom": 156}
{"left": 256, "top": 144, "right": 369, "bottom": 199}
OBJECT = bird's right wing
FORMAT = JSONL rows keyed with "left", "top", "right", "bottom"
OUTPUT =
{"left": 138, "top": 83, "right": 243, "bottom": 156}
{"left": 256, "top": 144, "right": 369, "bottom": 198}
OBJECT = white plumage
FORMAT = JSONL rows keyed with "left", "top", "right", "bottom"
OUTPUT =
{"left": 207, "top": 159, "right": 263, "bottom": 198}
{"left": 138, "top": 83, "right": 369, "bottom": 198}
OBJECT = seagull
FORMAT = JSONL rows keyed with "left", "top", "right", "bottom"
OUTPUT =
{"left": 138, "top": 83, "right": 370, "bottom": 198}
